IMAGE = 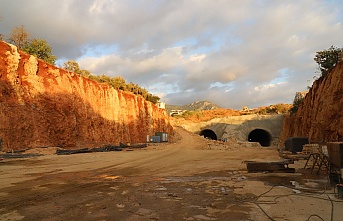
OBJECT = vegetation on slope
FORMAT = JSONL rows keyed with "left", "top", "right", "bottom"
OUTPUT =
{"left": 173, "top": 108, "right": 241, "bottom": 123}
{"left": 256, "top": 104, "right": 292, "bottom": 115}
{"left": 288, "top": 45, "right": 343, "bottom": 115}
{"left": 5, "top": 25, "right": 160, "bottom": 104}
{"left": 63, "top": 60, "right": 160, "bottom": 104}
{"left": 170, "top": 102, "right": 291, "bottom": 123}
{"left": 314, "top": 45, "right": 343, "bottom": 78}
{"left": 8, "top": 25, "right": 57, "bottom": 65}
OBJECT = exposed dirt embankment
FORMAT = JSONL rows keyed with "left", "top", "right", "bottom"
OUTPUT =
{"left": 0, "top": 41, "right": 172, "bottom": 150}
{"left": 279, "top": 62, "right": 343, "bottom": 146}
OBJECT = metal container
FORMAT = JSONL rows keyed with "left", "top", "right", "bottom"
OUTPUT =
{"left": 155, "top": 132, "right": 168, "bottom": 142}
{"left": 151, "top": 136, "right": 161, "bottom": 143}
{"left": 337, "top": 184, "right": 343, "bottom": 199}
{"left": 327, "top": 142, "right": 343, "bottom": 168}
{"left": 284, "top": 137, "right": 309, "bottom": 153}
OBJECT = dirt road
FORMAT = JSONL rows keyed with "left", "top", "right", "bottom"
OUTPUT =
{"left": 0, "top": 127, "right": 342, "bottom": 220}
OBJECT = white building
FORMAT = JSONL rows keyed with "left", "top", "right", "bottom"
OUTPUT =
{"left": 156, "top": 102, "right": 166, "bottom": 109}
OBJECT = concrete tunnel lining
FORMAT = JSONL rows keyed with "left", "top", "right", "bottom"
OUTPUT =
{"left": 200, "top": 129, "right": 217, "bottom": 140}
{"left": 248, "top": 129, "right": 272, "bottom": 147}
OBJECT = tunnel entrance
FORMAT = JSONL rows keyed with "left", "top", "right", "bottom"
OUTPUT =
{"left": 248, "top": 129, "right": 271, "bottom": 147}
{"left": 200, "top": 129, "right": 217, "bottom": 140}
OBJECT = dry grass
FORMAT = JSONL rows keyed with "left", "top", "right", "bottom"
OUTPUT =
{"left": 179, "top": 108, "right": 241, "bottom": 123}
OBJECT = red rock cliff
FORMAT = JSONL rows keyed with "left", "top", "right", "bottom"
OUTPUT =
{"left": 0, "top": 41, "right": 173, "bottom": 150}
{"left": 279, "top": 61, "right": 343, "bottom": 146}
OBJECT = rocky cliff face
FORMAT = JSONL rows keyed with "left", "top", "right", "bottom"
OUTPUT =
{"left": 0, "top": 41, "right": 173, "bottom": 150}
{"left": 279, "top": 61, "right": 343, "bottom": 146}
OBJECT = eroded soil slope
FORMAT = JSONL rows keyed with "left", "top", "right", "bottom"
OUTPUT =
{"left": 280, "top": 61, "right": 343, "bottom": 145}
{"left": 0, "top": 41, "right": 172, "bottom": 150}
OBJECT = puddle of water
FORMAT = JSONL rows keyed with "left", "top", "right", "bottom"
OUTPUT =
{"left": 257, "top": 174, "right": 331, "bottom": 191}
{"left": 155, "top": 187, "right": 167, "bottom": 191}
{"left": 0, "top": 210, "right": 25, "bottom": 221}
{"left": 98, "top": 175, "right": 122, "bottom": 180}
{"left": 161, "top": 176, "right": 247, "bottom": 183}
{"left": 186, "top": 205, "right": 207, "bottom": 210}
{"left": 192, "top": 214, "right": 217, "bottom": 220}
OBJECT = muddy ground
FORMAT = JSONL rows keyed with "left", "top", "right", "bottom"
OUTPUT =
{"left": 0, "top": 127, "right": 342, "bottom": 221}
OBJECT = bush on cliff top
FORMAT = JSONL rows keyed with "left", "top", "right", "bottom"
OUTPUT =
{"left": 63, "top": 60, "right": 160, "bottom": 104}
{"left": 314, "top": 45, "right": 343, "bottom": 78}
{"left": 290, "top": 46, "right": 342, "bottom": 115}
{"left": 8, "top": 25, "right": 57, "bottom": 65}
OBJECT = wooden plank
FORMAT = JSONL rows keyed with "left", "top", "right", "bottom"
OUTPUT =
{"left": 246, "top": 160, "right": 295, "bottom": 173}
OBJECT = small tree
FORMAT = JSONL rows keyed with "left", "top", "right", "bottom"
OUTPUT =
{"left": 110, "top": 76, "right": 126, "bottom": 90}
{"left": 8, "top": 25, "right": 57, "bottom": 65}
{"left": 79, "top": 69, "right": 91, "bottom": 77}
{"left": 9, "top": 25, "right": 29, "bottom": 50}
{"left": 314, "top": 46, "right": 343, "bottom": 78}
{"left": 98, "top": 74, "right": 111, "bottom": 83}
{"left": 146, "top": 94, "right": 160, "bottom": 104}
{"left": 289, "top": 97, "right": 304, "bottom": 115}
{"left": 63, "top": 60, "right": 80, "bottom": 73}
{"left": 23, "top": 38, "right": 57, "bottom": 65}
{"left": 63, "top": 60, "right": 91, "bottom": 77}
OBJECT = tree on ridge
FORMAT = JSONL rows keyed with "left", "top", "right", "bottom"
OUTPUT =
{"left": 314, "top": 45, "right": 343, "bottom": 78}
{"left": 9, "top": 25, "right": 58, "bottom": 65}
{"left": 9, "top": 25, "right": 29, "bottom": 50}
{"left": 23, "top": 38, "right": 57, "bottom": 65}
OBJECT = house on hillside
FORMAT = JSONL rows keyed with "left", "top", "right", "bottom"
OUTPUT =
{"left": 156, "top": 101, "right": 166, "bottom": 109}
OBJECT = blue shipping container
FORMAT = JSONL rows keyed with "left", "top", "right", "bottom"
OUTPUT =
{"left": 152, "top": 136, "right": 161, "bottom": 143}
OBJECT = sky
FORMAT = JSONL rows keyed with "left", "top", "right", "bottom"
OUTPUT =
{"left": 1, "top": 0, "right": 342, "bottom": 109}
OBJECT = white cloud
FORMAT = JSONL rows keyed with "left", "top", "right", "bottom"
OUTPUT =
{"left": 1, "top": 0, "right": 343, "bottom": 108}
{"left": 254, "top": 84, "right": 275, "bottom": 92}
{"left": 189, "top": 54, "right": 206, "bottom": 62}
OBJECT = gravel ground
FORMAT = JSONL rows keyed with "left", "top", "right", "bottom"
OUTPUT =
{"left": 0, "top": 127, "right": 342, "bottom": 221}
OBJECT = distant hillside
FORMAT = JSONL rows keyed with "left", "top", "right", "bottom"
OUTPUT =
{"left": 166, "top": 100, "right": 291, "bottom": 123}
{"left": 166, "top": 101, "right": 221, "bottom": 114}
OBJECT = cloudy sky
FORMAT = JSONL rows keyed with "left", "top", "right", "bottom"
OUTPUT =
{"left": 1, "top": 0, "right": 342, "bottom": 109}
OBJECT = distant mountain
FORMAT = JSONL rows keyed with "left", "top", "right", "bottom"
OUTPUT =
{"left": 166, "top": 101, "right": 221, "bottom": 115}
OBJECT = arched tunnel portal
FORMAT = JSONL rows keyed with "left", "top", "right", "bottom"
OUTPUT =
{"left": 248, "top": 129, "right": 271, "bottom": 147}
{"left": 200, "top": 129, "right": 217, "bottom": 140}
